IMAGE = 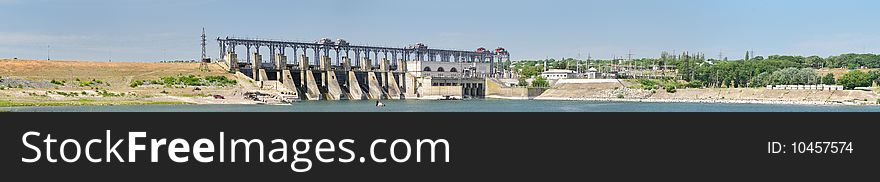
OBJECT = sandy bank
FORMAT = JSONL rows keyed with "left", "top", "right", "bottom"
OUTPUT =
{"left": 534, "top": 80, "right": 879, "bottom": 106}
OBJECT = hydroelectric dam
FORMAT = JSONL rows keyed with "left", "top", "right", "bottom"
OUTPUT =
{"left": 216, "top": 37, "right": 511, "bottom": 101}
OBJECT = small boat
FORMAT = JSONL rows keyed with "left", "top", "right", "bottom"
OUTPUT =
{"left": 439, "top": 95, "right": 461, "bottom": 100}
{"left": 376, "top": 100, "right": 385, "bottom": 107}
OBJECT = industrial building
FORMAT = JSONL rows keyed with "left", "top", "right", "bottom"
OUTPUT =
{"left": 216, "top": 37, "right": 510, "bottom": 100}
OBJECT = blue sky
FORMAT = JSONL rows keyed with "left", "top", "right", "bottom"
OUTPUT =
{"left": 1, "top": 0, "right": 878, "bottom": 61}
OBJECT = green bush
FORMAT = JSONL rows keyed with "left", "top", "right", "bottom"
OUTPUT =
{"left": 869, "top": 70, "right": 880, "bottom": 83}
{"left": 531, "top": 77, "right": 550, "bottom": 88}
{"left": 153, "top": 75, "right": 236, "bottom": 87}
{"left": 664, "top": 84, "right": 677, "bottom": 93}
{"left": 28, "top": 92, "right": 47, "bottom": 97}
{"left": 838, "top": 70, "right": 872, "bottom": 89}
{"left": 50, "top": 79, "right": 65, "bottom": 86}
{"left": 638, "top": 79, "right": 658, "bottom": 90}
{"left": 686, "top": 80, "right": 704, "bottom": 88}
{"left": 517, "top": 77, "right": 529, "bottom": 87}
{"left": 51, "top": 91, "right": 80, "bottom": 97}
{"left": 130, "top": 80, "right": 144, "bottom": 88}
{"left": 77, "top": 79, "right": 104, "bottom": 87}
{"left": 821, "top": 73, "right": 836, "bottom": 85}
{"left": 95, "top": 89, "right": 124, "bottom": 97}
{"left": 179, "top": 75, "right": 202, "bottom": 86}
{"left": 204, "top": 76, "right": 237, "bottom": 86}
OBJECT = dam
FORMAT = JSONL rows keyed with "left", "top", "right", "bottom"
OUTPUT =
{"left": 216, "top": 37, "right": 511, "bottom": 100}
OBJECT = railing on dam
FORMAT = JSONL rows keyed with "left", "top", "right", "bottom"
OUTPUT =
{"left": 216, "top": 37, "right": 510, "bottom": 72}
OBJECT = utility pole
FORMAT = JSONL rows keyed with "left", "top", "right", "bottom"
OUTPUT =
{"left": 587, "top": 53, "right": 591, "bottom": 63}
{"left": 200, "top": 28, "right": 210, "bottom": 71}
{"left": 47, "top": 45, "right": 51, "bottom": 60}
{"left": 543, "top": 57, "right": 548, "bottom": 72}
{"left": 576, "top": 53, "right": 581, "bottom": 73}
{"left": 627, "top": 49, "right": 634, "bottom": 70}
{"left": 627, "top": 49, "right": 633, "bottom": 62}
{"left": 201, "top": 28, "right": 208, "bottom": 60}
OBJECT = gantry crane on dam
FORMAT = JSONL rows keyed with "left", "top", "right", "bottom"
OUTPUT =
{"left": 216, "top": 37, "right": 510, "bottom": 101}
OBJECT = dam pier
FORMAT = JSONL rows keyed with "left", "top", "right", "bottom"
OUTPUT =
{"left": 216, "top": 37, "right": 511, "bottom": 101}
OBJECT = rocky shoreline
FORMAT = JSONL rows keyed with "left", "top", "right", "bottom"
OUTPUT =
{"left": 532, "top": 97, "right": 868, "bottom": 106}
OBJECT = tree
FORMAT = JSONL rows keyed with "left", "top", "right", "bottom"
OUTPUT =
{"left": 837, "top": 70, "right": 872, "bottom": 89}
{"left": 531, "top": 76, "right": 550, "bottom": 88}
{"left": 821, "top": 73, "right": 836, "bottom": 85}
{"left": 517, "top": 77, "right": 529, "bottom": 87}
{"left": 767, "top": 67, "right": 817, "bottom": 85}
{"left": 750, "top": 72, "right": 771, "bottom": 87}
{"left": 805, "top": 56, "right": 823, "bottom": 68}
{"left": 869, "top": 70, "right": 880, "bottom": 83}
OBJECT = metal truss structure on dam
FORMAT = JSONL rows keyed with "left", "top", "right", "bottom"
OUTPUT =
{"left": 217, "top": 37, "right": 508, "bottom": 68}
{"left": 216, "top": 37, "right": 510, "bottom": 101}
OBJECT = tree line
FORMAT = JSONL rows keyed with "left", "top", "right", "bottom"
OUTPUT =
{"left": 665, "top": 52, "right": 880, "bottom": 89}
{"left": 512, "top": 52, "right": 880, "bottom": 89}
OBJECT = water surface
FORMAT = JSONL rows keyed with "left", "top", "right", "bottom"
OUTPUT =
{"left": 4, "top": 100, "right": 879, "bottom": 112}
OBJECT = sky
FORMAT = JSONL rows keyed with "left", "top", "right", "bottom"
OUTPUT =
{"left": 1, "top": 0, "right": 878, "bottom": 62}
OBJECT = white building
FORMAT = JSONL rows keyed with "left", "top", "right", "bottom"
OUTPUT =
{"left": 406, "top": 61, "right": 491, "bottom": 78}
{"left": 586, "top": 67, "right": 598, "bottom": 79}
{"left": 541, "top": 69, "right": 576, "bottom": 79}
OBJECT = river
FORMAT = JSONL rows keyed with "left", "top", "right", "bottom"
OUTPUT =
{"left": 4, "top": 100, "right": 880, "bottom": 112}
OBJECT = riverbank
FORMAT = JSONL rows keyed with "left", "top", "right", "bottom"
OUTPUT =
{"left": 2, "top": 59, "right": 878, "bottom": 108}
{"left": 0, "top": 99, "right": 191, "bottom": 107}
{"left": 534, "top": 80, "right": 880, "bottom": 106}
{"left": 534, "top": 97, "right": 854, "bottom": 106}
{"left": 0, "top": 59, "right": 272, "bottom": 107}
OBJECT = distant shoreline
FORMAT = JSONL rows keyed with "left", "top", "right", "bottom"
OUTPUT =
{"left": 2, "top": 96, "right": 871, "bottom": 108}
{"left": 486, "top": 95, "right": 872, "bottom": 106}
{"left": 530, "top": 97, "right": 865, "bottom": 106}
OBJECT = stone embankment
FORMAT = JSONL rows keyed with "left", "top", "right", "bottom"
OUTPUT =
{"left": 534, "top": 79, "right": 879, "bottom": 105}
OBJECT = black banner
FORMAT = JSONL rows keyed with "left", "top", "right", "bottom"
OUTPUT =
{"left": 3, "top": 113, "right": 877, "bottom": 181}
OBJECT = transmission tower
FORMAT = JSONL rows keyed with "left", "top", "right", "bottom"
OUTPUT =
{"left": 199, "top": 28, "right": 210, "bottom": 72}
{"left": 626, "top": 49, "right": 635, "bottom": 70}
